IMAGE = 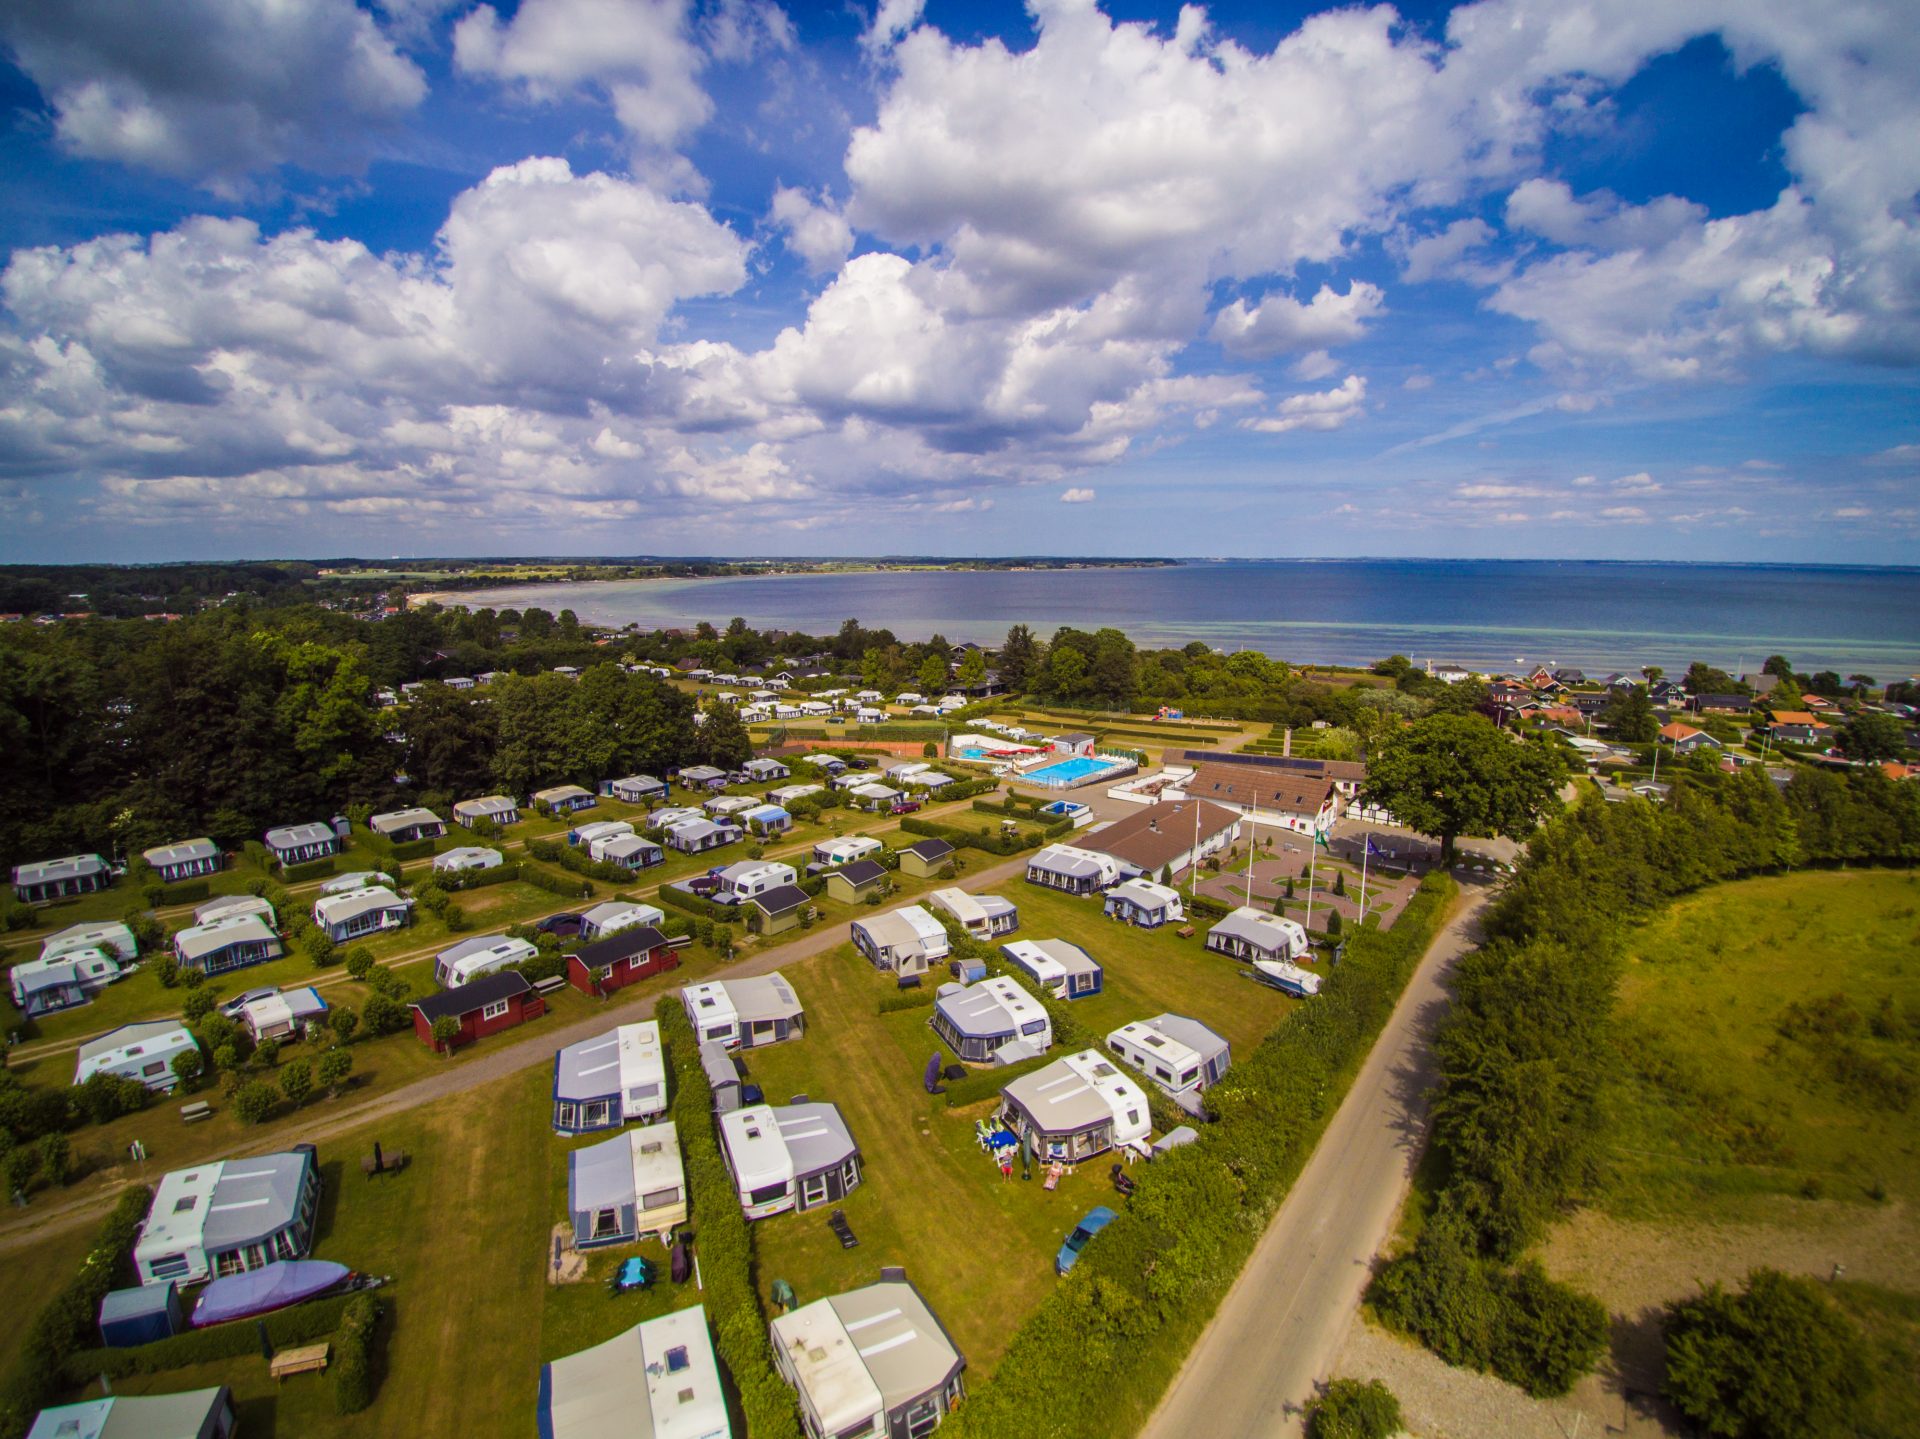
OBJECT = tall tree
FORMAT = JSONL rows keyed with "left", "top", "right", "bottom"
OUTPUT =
{"left": 955, "top": 648, "right": 987, "bottom": 691}
{"left": 1836, "top": 711, "right": 1908, "bottom": 762}
{"left": 1596, "top": 684, "right": 1659, "bottom": 742}
{"left": 1363, "top": 713, "right": 1565, "bottom": 863}
{"left": 916, "top": 653, "right": 948, "bottom": 696}
{"left": 698, "top": 701, "right": 752, "bottom": 769}
{"left": 998, "top": 624, "right": 1041, "bottom": 691}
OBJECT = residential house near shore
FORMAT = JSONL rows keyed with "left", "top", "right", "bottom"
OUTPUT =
{"left": 1174, "top": 761, "right": 1340, "bottom": 835}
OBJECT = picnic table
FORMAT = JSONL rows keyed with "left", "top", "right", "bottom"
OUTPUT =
{"left": 1175, "top": 925, "right": 1196, "bottom": 939}
{"left": 179, "top": 1101, "right": 212, "bottom": 1123}
{"left": 361, "top": 1149, "right": 409, "bottom": 1179}
{"left": 270, "top": 1343, "right": 331, "bottom": 1380}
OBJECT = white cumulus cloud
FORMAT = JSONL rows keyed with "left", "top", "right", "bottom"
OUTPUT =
{"left": 1060, "top": 486, "right": 1096, "bottom": 503}
{"left": 1210, "top": 282, "right": 1385, "bottom": 359}
{"left": 1243, "top": 374, "right": 1367, "bottom": 434}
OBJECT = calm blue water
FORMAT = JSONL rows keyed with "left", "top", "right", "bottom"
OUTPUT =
{"left": 431, "top": 560, "right": 1920, "bottom": 677}
{"left": 1022, "top": 756, "right": 1130, "bottom": 785}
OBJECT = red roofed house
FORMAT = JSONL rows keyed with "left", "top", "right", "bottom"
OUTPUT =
{"left": 1767, "top": 712, "right": 1833, "bottom": 745}
{"left": 1658, "top": 722, "right": 1722, "bottom": 755}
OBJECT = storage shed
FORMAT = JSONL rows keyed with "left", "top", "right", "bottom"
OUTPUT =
{"left": 98, "top": 1283, "right": 182, "bottom": 1348}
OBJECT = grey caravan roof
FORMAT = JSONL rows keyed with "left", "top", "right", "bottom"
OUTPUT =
{"left": 76, "top": 1021, "right": 186, "bottom": 1068}
{"left": 731, "top": 972, "right": 803, "bottom": 1025}
{"left": 776, "top": 1103, "right": 857, "bottom": 1178}
{"left": 1146, "top": 1013, "right": 1229, "bottom": 1064}
{"left": 264, "top": 822, "right": 333, "bottom": 848}
{"left": 1029, "top": 847, "right": 1107, "bottom": 879}
{"left": 1001, "top": 1061, "right": 1111, "bottom": 1136}
{"left": 554, "top": 1027, "right": 651, "bottom": 1105}
{"left": 14, "top": 853, "right": 108, "bottom": 886}
{"left": 142, "top": 838, "right": 218, "bottom": 868}
{"left": 174, "top": 916, "right": 277, "bottom": 964}
{"left": 200, "top": 1152, "right": 309, "bottom": 1251}
{"left": 935, "top": 985, "right": 1021, "bottom": 1041}
{"left": 828, "top": 1280, "right": 963, "bottom": 1411}
{"left": 568, "top": 1132, "right": 636, "bottom": 1215}
{"left": 1206, "top": 907, "right": 1297, "bottom": 952}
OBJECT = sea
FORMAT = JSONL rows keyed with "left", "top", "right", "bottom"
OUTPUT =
{"left": 425, "top": 560, "right": 1920, "bottom": 679}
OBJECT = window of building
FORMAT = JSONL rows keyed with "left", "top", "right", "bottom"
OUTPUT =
{"left": 480, "top": 999, "right": 511, "bottom": 1021}
{"left": 591, "top": 1209, "right": 621, "bottom": 1239}
{"left": 147, "top": 1253, "right": 190, "bottom": 1280}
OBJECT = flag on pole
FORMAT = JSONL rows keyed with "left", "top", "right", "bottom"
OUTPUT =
{"left": 1365, "top": 835, "right": 1387, "bottom": 857}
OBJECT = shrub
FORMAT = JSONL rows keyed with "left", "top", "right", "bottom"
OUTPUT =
{"left": 231, "top": 1081, "right": 278, "bottom": 1125}
{"left": 1325, "top": 910, "right": 1343, "bottom": 938}
{"left": 280, "top": 857, "right": 336, "bottom": 883}
{"left": 430, "top": 1015, "right": 460, "bottom": 1052}
{"left": 332, "top": 1293, "right": 387, "bottom": 1414}
{"left": 329, "top": 1005, "right": 359, "bottom": 1043}
{"left": 181, "top": 988, "right": 217, "bottom": 1023}
{"left": 345, "top": 946, "right": 375, "bottom": 980}
{"left": 1306, "top": 1378, "right": 1403, "bottom": 1439}
{"left": 74, "top": 1072, "right": 148, "bottom": 1127}
{"left": 877, "top": 988, "right": 938, "bottom": 1015}
{"left": 170, "top": 1049, "right": 204, "bottom": 1091}
{"left": 1663, "top": 1269, "right": 1871, "bottom": 1439}
{"left": 317, "top": 1048, "right": 353, "bottom": 1096}
{"left": 279, "top": 1059, "right": 313, "bottom": 1107}
{"left": 362, "top": 992, "right": 410, "bottom": 1036}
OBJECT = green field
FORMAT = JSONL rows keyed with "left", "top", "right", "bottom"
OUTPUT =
{"left": 1607, "top": 868, "right": 1920, "bottom": 1219}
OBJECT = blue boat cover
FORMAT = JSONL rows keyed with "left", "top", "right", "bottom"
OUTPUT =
{"left": 190, "top": 1260, "right": 349, "bottom": 1327}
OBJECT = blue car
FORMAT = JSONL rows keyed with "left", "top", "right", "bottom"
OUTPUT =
{"left": 1055, "top": 1205, "right": 1117, "bottom": 1276}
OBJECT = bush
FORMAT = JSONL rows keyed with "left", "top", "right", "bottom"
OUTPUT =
{"left": 656, "top": 885, "right": 737, "bottom": 924}
{"left": 362, "top": 992, "right": 411, "bottom": 1036}
{"left": 74, "top": 1072, "right": 148, "bottom": 1127}
{"left": 280, "top": 856, "right": 336, "bottom": 882}
{"left": 181, "top": 988, "right": 217, "bottom": 1023}
{"left": 345, "top": 946, "right": 375, "bottom": 980}
{"left": 329, "top": 1005, "right": 359, "bottom": 1044}
{"left": 332, "top": 1292, "right": 387, "bottom": 1414}
{"left": 231, "top": 1081, "right": 278, "bottom": 1125}
{"left": 170, "top": 1048, "right": 204, "bottom": 1091}
{"left": 518, "top": 864, "right": 593, "bottom": 900}
{"left": 280, "top": 1059, "right": 313, "bottom": 1107}
{"left": 1663, "top": 1269, "right": 1871, "bottom": 1439}
{"left": 877, "top": 988, "right": 938, "bottom": 1015}
{"left": 1306, "top": 1378, "right": 1403, "bottom": 1439}
{"left": 317, "top": 1048, "right": 353, "bottom": 1095}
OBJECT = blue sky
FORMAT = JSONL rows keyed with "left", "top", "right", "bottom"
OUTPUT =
{"left": 0, "top": 0, "right": 1915, "bottom": 563}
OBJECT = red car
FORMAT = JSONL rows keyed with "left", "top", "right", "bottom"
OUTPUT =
{"left": 891, "top": 799, "right": 922, "bottom": 814}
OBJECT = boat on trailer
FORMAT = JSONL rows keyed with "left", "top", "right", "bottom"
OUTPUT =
{"left": 189, "top": 1260, "right": 381, "bottom": 1327}
{"left": 1247, "top": 959, "right": 1322, "bottom": 998}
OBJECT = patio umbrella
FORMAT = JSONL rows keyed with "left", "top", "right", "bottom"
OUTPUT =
{"left": 924, "top": 1052, "right": 942, "bottom": 1093}
{"left": 1020, "top": 1130, "right": 1032, "bottom": 1181}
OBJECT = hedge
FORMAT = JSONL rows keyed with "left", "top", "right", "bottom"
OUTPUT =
{"left": 62, "top": 1291, "right": 357, "bottom": 1382}
{"left": 657, "top": 1001, "right": 803, "bottom": 1439}
{"left": 143, "top": 878, "right": 211, "bottom": 907}
{"left": 517, "top": 863, "right": 594, "bottom": 900}
{"left": 941, "top": 873, "right": 1457, "bottom": 1439}
{"left": 438, "top": 863, "right": 522, "bottom": 892}
{"left": 281, "top": 856, "right": 337, "bottom": 882}
{"left": 655, "top": 885, "right": 737, "bottom": 924}
{"left": 331, "top": 1292, "right": 386, "bottom": 1414}
{"left": 877, "top": 987, "right": 938, "bottom": 1015}
{"left": 899, "top": 815, "right": 1043, "bottom": 857}
{"left": 385, "top": 836, "right": 439, "bottom": 863}
{"left": 941, "top": 1051, "right": 1057, "bottom": 1108}
{"left": 526, "top": 837, "right": 633, "bottom": 885}
{"left": 929, "top": 778, "right": 1000, "bottom": 804}
{"left": 0, "top": 1184, "right": 151, "bottom": 1437}
{"left": 1184, "top": 891, "right": 1231, "bottom": 922}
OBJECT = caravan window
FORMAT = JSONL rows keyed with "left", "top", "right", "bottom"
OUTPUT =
{"left": 800, "top": 1173, "right": 829, "bottom": 1208}
{"left": 1179, "top": 1068, "right": 1199, "bottom": 1087}
{"left": 1020, "top": 1020, "right": 1047, "bottom": 1037}
{"left": 147, "top": 1253, "right": 190, "bottom": 1280}
{"left": 641, "top": 1187, "right": 680, "bottom": 1209}
{"left": 905, "top": 1395, "right": 942, "bottom": 1438}
{"left": 748, "top": 1181, "right": 788, "bottom": 1206}
{"left": 142, "top": 1060, "right": 166, "bottom": 1077}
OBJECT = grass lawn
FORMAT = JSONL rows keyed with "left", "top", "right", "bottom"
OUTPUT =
{"left": 724, "top": 942, "right": 1110, "bottom": 1374}
{"left": 1606, "top": 868, "right": 1920, "bottom": 1220}
{"left": 996, "top": 882, "right": 1299, "bottom": 1061}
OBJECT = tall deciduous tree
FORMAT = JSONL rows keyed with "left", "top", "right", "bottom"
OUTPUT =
{"left": 998, "top": 624, "right": 1041, "bottom": 691}
{"left": 1597, "top": 684, "right": 1659, "bottom": 742}
{"left": 1362, "top": 713, "right": 1564, "bottom": 863}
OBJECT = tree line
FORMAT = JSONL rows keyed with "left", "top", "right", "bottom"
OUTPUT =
{"left": 1370, "top": 762, "right": 1920, "bottom": 1400}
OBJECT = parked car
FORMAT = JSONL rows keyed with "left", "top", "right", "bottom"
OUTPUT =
{"left": 535, "top": 913, "right": 583, "bottom": 938}
{"left": 890, "top": 799, "right": 922, "bottom": 814}
{"left": 218, "top": 987, "right": 281, "bottom": 1020}
{"left": 846, "top": 757, "right": 872, "bottom": 770}
{"left": 1056, "top": 1205, "right": 1117, "bottom": 1276}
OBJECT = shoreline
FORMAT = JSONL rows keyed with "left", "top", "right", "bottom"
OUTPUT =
{"left": 408, "top": 564, "right": 1920, "bottom": 678}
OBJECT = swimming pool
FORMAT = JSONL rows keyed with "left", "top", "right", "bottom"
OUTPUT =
{"left": 1019, "top": 755, "right": 1134, "bottom": 788}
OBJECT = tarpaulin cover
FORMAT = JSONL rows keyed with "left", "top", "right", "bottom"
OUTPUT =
{"left": 190, "top": 1260, "right": 348, "bottom": 1327}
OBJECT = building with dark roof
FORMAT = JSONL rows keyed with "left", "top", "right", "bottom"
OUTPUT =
{"left": 410, "top": 971, "right": 544, "bottom": 1051}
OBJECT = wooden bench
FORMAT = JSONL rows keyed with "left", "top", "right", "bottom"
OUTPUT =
{"left": 179, "top": 1101, "right": 213, "bottom": 1123}
{"left": 269, "top": 1342, "right": 330, "bottom": 1380}
{"left": 1175, "top": 925, "right": 1196, "bottom": 940}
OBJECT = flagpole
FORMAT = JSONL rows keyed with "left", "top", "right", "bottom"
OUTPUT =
{"left": 1304, "top": 829, "right": 1317, "bottom": 931}
{"left": 1359, "top": 830, "right": 1370, "bottom": 924}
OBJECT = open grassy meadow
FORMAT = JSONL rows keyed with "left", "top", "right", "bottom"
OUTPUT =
{"left": 1606, "top": 868, "right": 1920, "bottom": 1220}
